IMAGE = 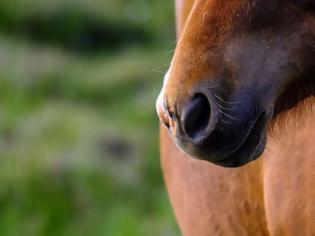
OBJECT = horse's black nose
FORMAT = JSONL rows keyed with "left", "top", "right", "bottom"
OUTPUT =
{"left": 181, "top": 94, "right": 211, "bottom": 141}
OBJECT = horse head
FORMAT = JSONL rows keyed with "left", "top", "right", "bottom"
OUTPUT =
{"left": 157, "top": 0, "right": 314, "bottom": 167}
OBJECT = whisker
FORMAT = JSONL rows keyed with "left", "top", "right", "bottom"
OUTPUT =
{"left": 151, "top": 63, "right": 171, "bottom": 76}
{"left": 213, "top": 100, "right": 233, "bottom": 111}
{"left": 207, "top": 84, "right": 220, "bottom": 89}
{"left": 152, "top": 69, "right": 165, "bottom": 74}
{"left": 161, "top": 49, "right": 176, "bottom": 56}
{"left": 217, "top": 108, "right": 240, "bottom": 122}
{"left": 213, "top": 94, "right": 242, "bottom": 105}
{"left": 220, "top": 118, "right": 232, "bottom": 125}
{"left": 159, "top": 42, "right": 177, "bottom": 57}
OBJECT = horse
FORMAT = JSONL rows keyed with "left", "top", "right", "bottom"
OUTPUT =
{"left": 156, "top": 0, "right": 315, "bottom": 235}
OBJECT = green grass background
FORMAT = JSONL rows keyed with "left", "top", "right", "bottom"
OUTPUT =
{"left": 0, "top": 1, "right": 179, "bottom": 235}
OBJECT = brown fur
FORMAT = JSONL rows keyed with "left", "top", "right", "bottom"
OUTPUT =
{"left": 160, "top": 0, "right": 315, "bottom": 235}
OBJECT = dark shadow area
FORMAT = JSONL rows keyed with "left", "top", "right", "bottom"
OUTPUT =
{"left": 0, "top": 9, "right": 153, "bottom": 53}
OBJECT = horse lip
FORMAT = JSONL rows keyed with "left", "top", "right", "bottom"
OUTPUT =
{"left": 215, "top": 132, "right": 266, "bottom": 168}
{"left": 212, "top": 112, "right": 268, "bottom": 167}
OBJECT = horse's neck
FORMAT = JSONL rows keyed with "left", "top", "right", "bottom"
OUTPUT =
{"left": 262, "top": 96, "right": 315, "bottom": 235}
{"left": 266, "top": 96, "right": 315, "bottom": 158}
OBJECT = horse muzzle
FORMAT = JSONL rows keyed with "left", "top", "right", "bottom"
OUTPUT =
{"left": 157, "top": 83, "right": 271, "bottom": 168}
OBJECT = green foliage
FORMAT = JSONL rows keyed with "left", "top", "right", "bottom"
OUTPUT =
{"left": 0, "top": 0, "right": 175, "bottom": 52}
{"left": 0, "top": 0, "right": 178, "bottom": 235}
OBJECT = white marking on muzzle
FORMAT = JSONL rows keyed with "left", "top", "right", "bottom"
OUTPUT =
{"left": 156, "top": 70, "right": 170, "bottom": 116}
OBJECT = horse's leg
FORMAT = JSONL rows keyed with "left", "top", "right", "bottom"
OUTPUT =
{"left": 263, "top": 98, "right": 315, "bottom": 236}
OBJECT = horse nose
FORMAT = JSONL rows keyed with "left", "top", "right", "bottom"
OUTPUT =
{"left": 181, "top": 94, "right": 211, "bottom": 141}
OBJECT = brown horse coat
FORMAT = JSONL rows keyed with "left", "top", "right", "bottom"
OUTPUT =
{"left": 159, "top": 0, "right": 315, "bottom": 235}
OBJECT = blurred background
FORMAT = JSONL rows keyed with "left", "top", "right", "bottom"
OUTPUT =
{"left": 0, "top": 0, "right": 179, "bottom": 235}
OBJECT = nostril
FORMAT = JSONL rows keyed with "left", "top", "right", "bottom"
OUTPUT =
{"left": 181, "top": 94, "right": 211, "bottom": 140}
